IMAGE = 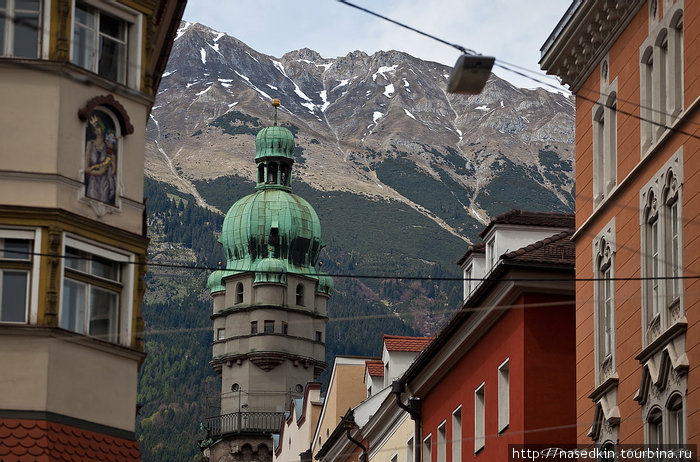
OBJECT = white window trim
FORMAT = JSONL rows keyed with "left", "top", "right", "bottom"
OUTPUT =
{"left": 639, "top": 148, "right": 684, "bottom": 347}
{"left": 593, "top": 218, "right": 616, "bottom": 385}
{"left": 498, "top": 358, "right": 510, "bottom": 432}
{"left": 474, "top": 382, "right": 485, "bottom": 453}
{"left": 452, "top": 405, "right": 462, "bottom": 462}
{"left": 41, "top": 0, "right": 51, "bottom": 58}
{"left": 0, "top": 0, "right": 44, "bottom": 58}
{"left": 69, "top": 0, "right": 143, "bottom": 89}
{"left": 437, "top": 420, "right": 447, "bottom": 462}
{"left": 406, "top": 435, "right": 415, "bottom": 462}
{"left": 423, "top": 433, "right": 432, "bottom": 462}
{"left": 592, "top": 70, "right": 618, "bottom": 209}
{"left": 0, "top": 227, "right": 41, "bottom": 324}
{"left": 60, "top": 234, "right": 135, "bottom": 347}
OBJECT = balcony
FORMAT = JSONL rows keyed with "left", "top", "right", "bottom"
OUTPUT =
{"left": 204, "top": 411, "right": 285, "bottom": 437}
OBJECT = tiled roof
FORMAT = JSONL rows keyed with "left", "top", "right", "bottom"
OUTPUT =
{"left": 478, "top": 210, "right": 575, "bottom": 238}
{"left": 502, "top": 230, "right": 575, "bottom": 265}
{"left": 365, "top": 360, "right": 384, "bottom": 377}
{"left": 0, "top": 419, "right": 140, "bottom": 461}
{"left": 383, "top": 335, "right": 433, "bottom": 352}
{"left": 456, "top": 241, "right": 485, "bottom": 265}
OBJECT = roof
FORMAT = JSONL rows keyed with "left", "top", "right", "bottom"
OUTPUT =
{"left": 502, "top": 230, "right": 575, "bottom": 266}
{"left": 0, "top": 419, "right": 140, "bottom": 461}
{"left": 365, "top": 360, "right": 384, "bottom": 377}
{"left": 456, "top": 241, "right": 485, "bottom": 266}
{"left": 383, "top": 335, "right": 433, "bottom": 352}
{"left": 478, "top": 210, "right": 575, "bottom": 238}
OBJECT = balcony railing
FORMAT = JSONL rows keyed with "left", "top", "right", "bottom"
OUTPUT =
{"left": 204, "top": 411, "right": 285, "bottom": 437}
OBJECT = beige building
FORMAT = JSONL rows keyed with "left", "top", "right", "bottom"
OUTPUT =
{"left": 273, "top": 382, "right": 324, "bottom": 462}
{"left": 0, "top": 0, "right": 185, "bottom": 459}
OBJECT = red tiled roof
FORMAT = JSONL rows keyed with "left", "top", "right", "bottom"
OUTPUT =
{"left": 502, "top": 230, "right": 575, "bottom": 265}
{"left": 0, "top": 419, "right": 140, "bottom": 461}
{"left": 365, "top": 360, "right": 384, "bottom": 377}
{"left": 478, "top": 210, "right": 575, "bottom": 238}
{"left": 383, "top": 335, "right": 433, "bottom": 352}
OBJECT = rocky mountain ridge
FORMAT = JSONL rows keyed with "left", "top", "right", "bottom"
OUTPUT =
{"left": 146, "top": 22, "right": 575, "bottom": 241}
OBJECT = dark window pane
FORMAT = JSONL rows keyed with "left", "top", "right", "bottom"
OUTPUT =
{"left": 98, "top": 35, "right": 125, "bottom": 82}
{"left": 61, "top": 279, "right": 86, "bottom": 333}
{"left": 1, "top": 271, "right": 27, "bottom": 322}
{"left": 16, "top": 0, "right": 39, "bottom": 11}
{"left": 3, "top": 239, "right": 31, "bottom": 260}
{"left": 92, "top": 255, "right": 119, "bottom": 281}
{"left": 0, "top": 1, "right": 6, "bottom": 9}
{"left": 13, "top": 13, "right": 38, "bottom": 58}
{"left": 74, "top": 3, "right": 93, "bottom": 27}
{"left": 89, "top": 286, "right": 118, "bottom": 341}
{"left": 99, "top": 12, "right": 124, "bottom": 40}
{"left": 0, "top": 12, "right": 5, "bottom": 57}
{"left": 65, "top": 247, "right": 88, "bottom": 272}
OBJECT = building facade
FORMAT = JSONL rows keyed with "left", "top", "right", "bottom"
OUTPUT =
{"left": 0, "top": 0, "right": 185, "bottom": 459}
{"left": 203, "top": 104, "right": 333, "bottom": 462}
{"left": 541, "top": 0, "right": 698, "bottom": 450}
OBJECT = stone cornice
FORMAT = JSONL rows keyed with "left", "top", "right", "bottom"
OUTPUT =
{"left": 540, "top": 0, "right": 643, "bottom": 92}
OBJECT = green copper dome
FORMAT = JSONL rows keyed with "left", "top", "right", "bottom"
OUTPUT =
{"left": 207, "top": 101, "right": 332, "bottom": 295}
{"left": 255, "top": 126, "right": 295, "bottom": 161}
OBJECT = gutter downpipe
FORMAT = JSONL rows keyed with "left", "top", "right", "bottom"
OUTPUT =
{"left": 343, "top": 414, "right": 368, "bottom": 462}
{"left": 392, "top": 380, "right": 421, "bottom": 462}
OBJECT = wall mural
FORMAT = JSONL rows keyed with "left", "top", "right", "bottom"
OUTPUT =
{"left": 85, "top": 110, "right": 118, "bottom": 204}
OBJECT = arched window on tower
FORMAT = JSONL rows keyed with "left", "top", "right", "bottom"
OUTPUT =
{"left": 281, "top": 164, "right": 290, "bottom": 186}
{"left": 258, "top": 164, "right": 265, "bottom": 184}
{"left": 236, "top": 282, "right": 244, "bottom": 304}
{"left": 267, "top": 162, "right": 278, "bottom": 184}
{"left": 296, "top": 284, "right": 304, "bottom": 306}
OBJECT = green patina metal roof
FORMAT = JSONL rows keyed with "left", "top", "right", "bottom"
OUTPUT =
{"left": 254, "top": 126, "right": 295, "bottom": 161}
{"left": 207, "top": 106, "right": 333, "bottom": 295}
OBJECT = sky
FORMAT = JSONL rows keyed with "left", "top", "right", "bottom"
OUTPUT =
{"left": 182, "top": 0, "right": 572, "bottom": 92}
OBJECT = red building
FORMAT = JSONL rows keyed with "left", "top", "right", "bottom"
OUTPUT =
{"left": 398, "top": 212, "right": 577, "bottom": 461}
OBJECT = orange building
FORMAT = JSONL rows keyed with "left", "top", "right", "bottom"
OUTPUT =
{"left": 541, "top": 0, "right": 698, "bottom": 450}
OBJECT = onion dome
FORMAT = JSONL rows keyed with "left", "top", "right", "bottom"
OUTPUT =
{"left": 254, "top": 126, "right": 295, "bottom": 162}
{"left": 254, "top": 257, "right": 287, "bottom": 284}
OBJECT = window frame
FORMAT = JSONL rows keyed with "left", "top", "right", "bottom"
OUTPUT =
{"left": 70, "top": 0, "right": 143, "bottom": 88}
{"left": 423, "top": 433, "right": 432, "bottom": 462}
{"left": 474, "top": 382, "right": 485, "bottom": 453}
{"left": 0, "top": 228, "right": 41, "bottom": 324}
{"left": 498, "top": 358, "right": 510, "bottom": 433}
{"left": 263, "top": 319, "right": 274, "bottom": 333}
{"left": 437, "top": 420, "right": 446, "bottom": 462}
{"left": 59, "top": 235, "right": 134, "bottom": 346}
{"left": 593, "top": 219, "right": 616, "bottom": 385}
{"left": 0, "top": 0, "right": 43, "bottom": 58}
{"left": 250, "top": 320, "right": 258, "bottom": 334}
{"left": 452, "top": 405, "right": 462, "bottom": 462}
{"left": 217, "top": 327, "right": 225, "bottom": 341}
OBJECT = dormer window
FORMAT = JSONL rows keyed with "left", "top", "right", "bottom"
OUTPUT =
{"left": 487, "top": 238, "right": 496, "bottom": 269}
{"left": 0, "top": 0, "right": 41, "bottom": 58}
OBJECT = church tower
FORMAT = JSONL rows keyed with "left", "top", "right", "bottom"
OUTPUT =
{"left": 203, "top": 100, "right": 332, "bottom": 462}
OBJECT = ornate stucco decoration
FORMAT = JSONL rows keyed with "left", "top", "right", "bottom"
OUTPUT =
{"left": 540, "top": 0, "right": 643, "bottom": 92}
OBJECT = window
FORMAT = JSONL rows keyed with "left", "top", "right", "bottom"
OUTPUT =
{"left": 407, "top": 437, "right": 414, "bottom": 462}
{"left": 72, "top": 2, "right": 127, "bottom": 83}
{"left": 592, "top": 91, "right": 617, "bottom": 207}
{"left": 235, "top": 282, "right": 243, "bottom": 304}
{"left": 498, "top": 359, "right": 510, "bottom": 432}
{"left": 60, "top": 242, "right": 128, "bottom": 343}
{"left": 217, "top": 328, "right": 225, "bottom": 341}
{"left": 647, "top": 407, "right": 663, "bottom": 448}
{"left": 599, "top": 442, "right": 616, "bottom": 462}
{"left": 281, "top": 321, "right": 288, "bottom": 335}
{"left": 640, "top": 151, "right": 683, "bottom": 345}
{"left": 593, "top": 221, "right": 616, "bottom": 383}
{"left": 437, "top": 422, "right": 446, "bottom": 462}
{"left": 486, "top": 238, "right": 495, "bottom": 270}
{"left": 250, "top": 321, "right": 258, "bottom": 334}
{"left": 423, "top": 434, "right": 432, "bottom": 462}
{"left": 464, "top": 265, "right": 473, "bottom": 298}
{"left": 315, "top": 330, "right": 322, "bottom": 342}
{"left": 640, "top": 5, "right": 684, "bottom": 152}
{"left": 0, "top": 0, "right": 41, "bottom": 58}
{"left": 296, "top": 284, "right": 304, "bottom": 306}
{"left": 452, "top": 407, "right": 462, "bottom": 462}
{"left": 0, "top": 235, "right": 32, "bottom": 323}
{"left": 667, "top": 394, "right": 684, "bottom": 446}
{"left": 264, "top": 320, "right": 274, "bottom": 333}
{"left": 474, "top": 383, "right": 485, "bottom": 453}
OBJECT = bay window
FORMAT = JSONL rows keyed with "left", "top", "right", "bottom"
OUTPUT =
{"left": 0, "top": 235, "right": 32, "bottom": 322}
{"left": 60, "top": 237, "right": 133, "bottom": 344}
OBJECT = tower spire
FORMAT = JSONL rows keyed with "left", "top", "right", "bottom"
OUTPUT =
{"left": 271, "top": 98, "right": 280, "bottom": 126}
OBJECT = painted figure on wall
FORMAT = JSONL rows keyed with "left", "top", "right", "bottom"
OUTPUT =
{"left": 85, "top": 110, "right": 117, "bottom": 204}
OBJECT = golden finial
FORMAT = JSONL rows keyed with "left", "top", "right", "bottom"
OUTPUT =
{"left": 271, "top": 98, "right": 281, "bottom": 125}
